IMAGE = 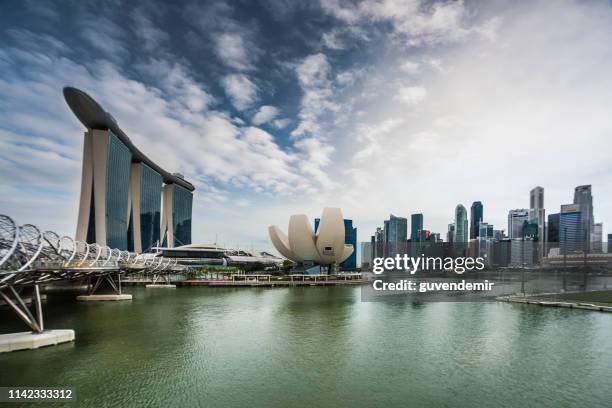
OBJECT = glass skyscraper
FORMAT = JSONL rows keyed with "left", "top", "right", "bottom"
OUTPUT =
{"left": 508, "top": 209, "right": 529, "bottom": 239}
{"left": 470, "top": 201, "right": 483, "bottom": 240}
{"left": 386, "top": 214, "right": 407, "bottom": 256}
{"left": 573, "top": 185, "right": 593, "bottom": 252}
{"left": 410, "top": 213, "right": 423, "bottom": 242}
{"left": 454, "top": 205, "right": 468, "bottom": 243}
{"left": 68, "top": 87, "right": 195, "bottom": 252}
{"left": 547, "top": 213, "right": 560, "bottom": 243}
{"left": 560, "top": 204, "right": 583, "bottom": 254}
{"left": 133, "top": 163, "right": 163, "bottom": 252}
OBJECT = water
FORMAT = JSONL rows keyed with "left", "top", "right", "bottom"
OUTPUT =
{"left": 1, "top": 286, "right": 611, "bottom": 407}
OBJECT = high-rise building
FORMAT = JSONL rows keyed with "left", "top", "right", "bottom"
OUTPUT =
{"left": 66, "top": 87, "right": 195, "bottom": 251}
{"left": 341, "top": 219, "right": 357, "bottom": 269}
{"left": 128, "top": 162, "right": 162, "bottom": 252}
{"left": 592, "top": 222, "right": 603, "bottom": 253}
{"left": 529, "top": 186, "right": 545, "bottom": 258}
{"left": 361, "top": 242, "right": 372, "bottom": 269}
{"left": 470, "top": 201, "right": 483, "bottom": 240}
{"left": 560, "top": 204, "right": 583, "bottom": 254}
{"left": 410, "top": 213, "right": 423, "bottom": 242}
{"left": 447, "top": 223, "right": 455, "bottom": 243}
{"left": 375, "top": 227, "right": 384, "bottom": 258}
{"left": 454, "top": 205, "right": 468, "bottom": 243}
{"left": 547, "top": 213, "right": 560, "bottom": 242}
{"left": 573, "top": 185, "right": 593, "bottom": 252}
{"left": 508, "top": 209, "right": 529, "bottom": 239}
{"left": 530, "top": 186, "right": 544, "bottom": 209}
{"left": 161, "top": 181, "right": 194, "bottom": 248}
{"left": 385, "top": 214, "right": 407, "bottom": 256}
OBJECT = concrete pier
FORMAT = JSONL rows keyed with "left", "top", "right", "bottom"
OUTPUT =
{"left": 76, "top": 294, "right": 132, "bottom": 301}
{"left": 0, "top": 330, "right": 75, "bottom": 353}
{"left": 145, "top": 284, "right": 176, "bottom": 288}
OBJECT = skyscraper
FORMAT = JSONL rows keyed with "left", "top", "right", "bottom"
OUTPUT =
{"left": 470, "top": 201, "right": 483, "bottom": 240}
{"left": 447, "top": 223, "right": 455, "bottom": 243}
{"left": 592, "top": 222, "right": 603, "bottom": 253}
{"left": 573, "top": 185, "right": 593, "bottom": 252}
{"left": 161, "top": 181, "right": 194, "bottom": 248}
{"left": 66, "top": 87, "right": 195, "bottom": 251}
{"left": 560, "top": 204, "right": 583, "bottom": 254}
{"left": 386, "top": 214, "right": 408, "bottom": 256}
{"left": 410, "top": 213, "right": 423, "bottom": 242}
{"left": 508, "top": 209, "right": 529, "bottom": 239}
{"left": 529, "top": 186, "right": 545, "bottom": 258}
{"left": 547, "top": 213, "right": 560, "bottom": 243}
{"left": 530, "top": 186, "right": 544, "bottom": 209}
{"left": 341, "top": 219, "right": 357, "bottom": 269}
{"left": 454, "top": 205, "right": 468, "bottom": 243}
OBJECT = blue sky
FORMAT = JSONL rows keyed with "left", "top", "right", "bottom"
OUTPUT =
{"left": 1, "top": 0, "right": 612, "bottom": 253}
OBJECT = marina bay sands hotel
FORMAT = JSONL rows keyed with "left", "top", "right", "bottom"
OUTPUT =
{"left": 64, "top": 87, "right": 194, "bottom": 252}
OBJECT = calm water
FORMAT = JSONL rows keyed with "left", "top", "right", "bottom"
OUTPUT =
{"left": 1, "top": 286, "right": 611, "bottom": 407}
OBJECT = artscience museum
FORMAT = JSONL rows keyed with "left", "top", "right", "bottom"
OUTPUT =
{"left": 268, "top": 208, "right": 354, "bottom": 272}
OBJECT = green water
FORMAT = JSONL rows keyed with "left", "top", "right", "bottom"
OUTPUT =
{"left": 1, "top": 286, "right": 611, "bottom": 407}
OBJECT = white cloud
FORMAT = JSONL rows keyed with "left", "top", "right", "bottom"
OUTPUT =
{"left": 214, "top": 32, "right": 252, "bottom": 71}
{"left": 399, "top": 60, "right": 420, "bottom": 74}
{"left": 252, "top": 105, "right": 279, "bottom": 125}
{"left": 322, "top": 30, "right": 345, "bottom": 49}
{"left": 395, "top": 85, "right": 427, "bottom": 104}
{"left": 320, "top": 0, "right": 499, "bottom": 46}
{"left": 272, "top": 118, "right": 291, "bottom": 129}
{"left": 221, "top": 74, "right": 259, "bottom": 111}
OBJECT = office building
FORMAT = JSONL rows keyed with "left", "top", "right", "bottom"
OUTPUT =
{"left": 454, "top": 205, "right": 468, "bottom": 243}
{"left": 470, "top": 201, "right": 483, "bottom": 239}
{"left": 547, "top": 213, "right": 560, "bottom": 243}
{"left": 560, "top": 204, "right": 583, "bottom": 254}
{"left": 573, "top": 185, "right": 593, "bottom": 252}
{"left": 508, "top": 209, "right": 529, "bottom": 239}
{"left": 65, "top": 87, "right": 195, "bottom": 251}
{"left": 529, "top": 186, "right": 545, "bottom": 257}
{"left": 411, "top": 213, "right": 423, "bottom": 242}
{"left": 385, "top": 214, "right": 407, "bottom": 256}
{"left": 447, "top": 223, "right": 455, "bottom": 243}
{"left": 592, "top": 222, "right": 603, "bottom": 253}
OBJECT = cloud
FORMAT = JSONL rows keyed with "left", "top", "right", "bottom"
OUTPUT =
{"left": 322, "top": 30, "right": 345, "bottom": 49}
{"left": 130, "top": 6, "right": 169, "bottom": 51}
{"left": 320, "top": 0, "right": 500, "bottom": 46}
{"left": 272, "top": 118, "right": 291, "bottom": 129}
{"left": 221, "top": 74, "right": 259, "bottom": 111}
{"left": 214, "top": 32, "right": 253, "bottom": 71}
{"left": 395, "top": 85, "right": 427, "bottom": 104}
{"left": 252, "top": 105, "right": 280, "bottom": 125}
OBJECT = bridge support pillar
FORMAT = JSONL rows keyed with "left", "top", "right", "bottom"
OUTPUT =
{"left": 0, "top": 284, "right": 76, "bottom": 353}
{"left": 77, "top": 273, "right": 132, "bottom": 301}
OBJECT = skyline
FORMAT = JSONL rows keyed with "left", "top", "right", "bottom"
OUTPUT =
{"left": 1, "top": 0, "right": 612, "bottom": 253}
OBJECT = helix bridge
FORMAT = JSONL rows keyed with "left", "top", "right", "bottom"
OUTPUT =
{"left": 0, "top": 214, "right": 185, "bottom": 333}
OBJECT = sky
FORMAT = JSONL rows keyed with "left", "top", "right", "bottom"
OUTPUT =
{"left": 1, "top": 0, "right": 612, "bottom": 255}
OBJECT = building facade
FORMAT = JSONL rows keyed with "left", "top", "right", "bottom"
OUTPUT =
{"left": 560, "top": 204, "right": 583, "bottom": 254}
{"left": 508, "top": 209, "right": 529, "bottom": 239}
{"left": 410, "top": 213, "right": 423, "bottom": 242}
{"left": 66, "top": 87, "right": 195, "bottom": 252}
{"left": 454, "top": 205, "right": 468, "bottom": 243}
{"left": 470, "top": 201, "right": 483, "bottom": 240}
{"left": 573, "top": 185, "right": 593, "bottom": 252}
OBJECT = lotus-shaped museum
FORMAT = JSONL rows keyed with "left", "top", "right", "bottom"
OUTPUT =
{"left": 268, "top": 208, "right": 354, "bottom": 266}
